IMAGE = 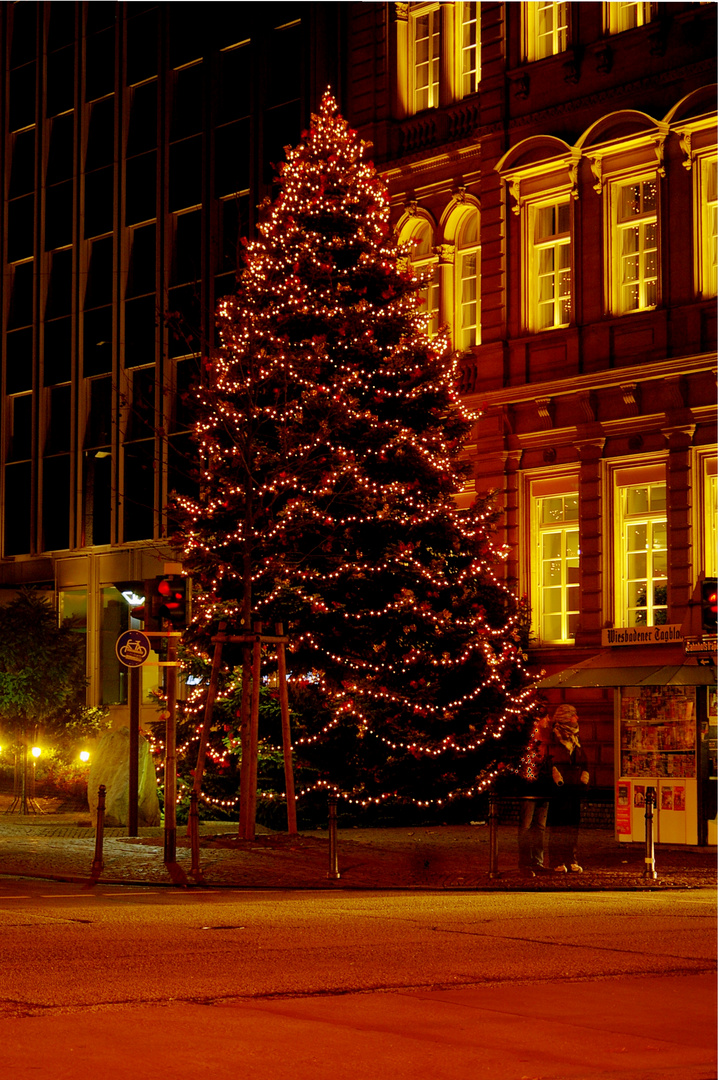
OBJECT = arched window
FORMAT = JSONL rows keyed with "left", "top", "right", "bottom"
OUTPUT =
{"left": 455, "top": 209, "right": 480, "bottom": 351}
{"left": 401, "top": 217, "right": 439, "bottom": 337}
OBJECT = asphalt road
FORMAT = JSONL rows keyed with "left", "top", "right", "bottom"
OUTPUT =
{"left": 0, "top": 879, "right": 715, "bottom": 1079}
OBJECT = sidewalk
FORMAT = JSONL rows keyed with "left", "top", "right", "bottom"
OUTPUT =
{"left": 0, "top": 803, "right": 715, "bottom": 890}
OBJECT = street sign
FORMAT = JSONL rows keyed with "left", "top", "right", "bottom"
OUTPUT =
{"left": 115, "top": 630, "right": 151, "bottom": 667}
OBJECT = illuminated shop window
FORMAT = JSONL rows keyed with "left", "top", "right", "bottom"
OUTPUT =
{"left": 703, "top": 458, "right": 718, "bottom": 578}
{"left": 458, "top": 2, "right": 480, "bottom": 97}
{"left": 617, "top": 474, "right": 667, "bottom": 627}
{"left": 524, "top": 1, "right": 569, "bottom": 61}
{"left": 456, "top": 210, "right": 480, "bottom": 351}
{"left": 612, "top": 177, "right": 659, "bottom": 314}
{"left": 410, "top": 4, "right": 441, "bottom": 112}
{"left": 531, "top": 199, "right": 572, "bottom": 330}
{"left": 531, "top": 485, "right": 580, "bottom": 644}
{"left": 605, "top": 2, "right": 657, "bottom": 34}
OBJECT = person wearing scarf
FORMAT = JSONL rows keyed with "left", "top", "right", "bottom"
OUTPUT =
{"left": 545, "top": 704, "right": 590, "bottom": 872}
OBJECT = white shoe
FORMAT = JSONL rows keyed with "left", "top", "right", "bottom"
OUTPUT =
{"left": 553, "top": 864, "right": 567, "bottom": 872}
{"left": 569, "top": 863, "right": 583, "bottom": 873}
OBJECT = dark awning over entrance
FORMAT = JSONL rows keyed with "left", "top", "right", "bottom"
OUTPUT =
{"left": 539, "top": 645, "right": 716, "bottom": 688}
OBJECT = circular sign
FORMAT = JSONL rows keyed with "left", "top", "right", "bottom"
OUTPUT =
{"left": 115, "top": 630, "right": 151, "bottom": 667}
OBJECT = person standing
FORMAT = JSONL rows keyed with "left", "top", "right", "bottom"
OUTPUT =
{"left": 546, "top": 704, "right": 590, "bottom": 872}
{"left": 517, "top": 711, "right": 551, "bottom": 877}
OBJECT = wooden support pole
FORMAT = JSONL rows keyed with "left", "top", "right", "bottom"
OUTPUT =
{"left": 245, "top": 622, "right": 262, "bottom": 840}
{"left": 275, "top": 622, "right": 297, "bottom": 836}
{"left": 191, "top": 622, "right": 227, "bottom": 821}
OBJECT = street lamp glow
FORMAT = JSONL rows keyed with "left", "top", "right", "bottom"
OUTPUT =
{"left": 31, "top": 746, "right": 41, "bottom": 758}
{"left": 79, "top": 750, "right": 90, "bottom": 763}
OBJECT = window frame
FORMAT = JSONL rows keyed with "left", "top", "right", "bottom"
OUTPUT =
{"left": 527, "top": 195, "right": 573, "bottom": 332}
{"left": 612, "top": 462, "right": 668, "bottom": 629}
{"left": 523, "top": 1, "right": 570, "bottom": 62}
{"left": 399, "top": 216, "right": 440, "bottom": 337}
{"left": 527, "top": 474, "right": 581, "bottom": 645}
{"left": 456, "top": 1, "right": 480, "bottom": 98}
{"left": 604, "top": 2, "right": 657, "bottom": 35}
{"left": 607, "top": 171, "right": 660, "bottom": 316}
{"left": 697, "top": 152, "right": 717, "bottom": 300}
{"left": 453, "top": 207, "right": 480, "bottom": 352}
{"left": 409, "top": 2, "right": 441, "bottom": 114}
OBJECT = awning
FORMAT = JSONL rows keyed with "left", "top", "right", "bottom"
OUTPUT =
{"left": 539, "top": 644, "right": 717, "bottom": 688}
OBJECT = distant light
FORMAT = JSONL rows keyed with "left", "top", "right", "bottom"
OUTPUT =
{"left": 79, "top": 750, "right": 90, "bottom": 763}
{"left": 31, "top": 746, "right": 41, "bottom": 758}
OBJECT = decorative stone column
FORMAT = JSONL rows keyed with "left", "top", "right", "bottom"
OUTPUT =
{"left": 574, "top": 437, "right": 606, "bottom": 647}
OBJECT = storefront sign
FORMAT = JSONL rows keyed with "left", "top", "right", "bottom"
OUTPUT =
{"left": 602, "top": 625, "right": 683, "bottom": 647}
{"left": 616, "top": 780, "right": 631, "bottom": 834}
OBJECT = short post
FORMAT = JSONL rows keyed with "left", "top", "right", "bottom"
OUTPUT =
{"left": 91, "top": 784, "right": 106, "bottom": 878}
{"left": 488, "top": 793, "right": 499, "bottom": 878}
{"left": 644, "top": 785, "right": 657, "bottom": 879}
{"left": 327, "top": 794, "right": 340, "bottom": 880}
{"left": 189, "top": 790, "right": 201, "bottom": 878}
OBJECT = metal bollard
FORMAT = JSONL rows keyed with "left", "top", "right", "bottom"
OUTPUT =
{"left": 644, "top": 785, "right": 657, "bottom": 879}
{"left": 488, "top": 794, "right": 499, "bottom": 878}
{"left": 189, "top": 790, "right": 201, "bottom": 878}
{"left": 91, "top": 784, "right": 106, "bottom": 878}
{"left": 327, "top": 794, "right": 340, "bottom": 879}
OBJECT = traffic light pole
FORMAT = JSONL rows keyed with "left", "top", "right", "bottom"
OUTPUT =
{"left": 128, "top": 666, "right": 140, "bottom": 837}
{"left": 163, "top": 635, "right": 178, "bottom": 864}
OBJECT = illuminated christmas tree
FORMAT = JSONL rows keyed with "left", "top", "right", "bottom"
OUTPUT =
{"left": 173, "top": 92, "right": 539, "bottom": 814}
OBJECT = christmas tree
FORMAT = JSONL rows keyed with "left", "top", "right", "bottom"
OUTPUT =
{"left": 173, "top": 92, "right": 539, "bottom": 819}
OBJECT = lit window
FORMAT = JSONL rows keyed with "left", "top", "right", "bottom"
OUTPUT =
{"left": 618, "top": 478, "right": 667, "bottom": 627}
{"left": 605, "top": 2, "right": 656, "bottom": 34}
{"left": 458, "top": 2, "right": 480, "bottom": 97}
{"left": 699, "top": 155, "right": 717, "bottom": 299}
{"left": 613, "top": 178, "right": 659, "bottom": 314}
{"left": 524, "top": 1, "right": 569, "bottom": 61}
{"left": 455, "top": 211, "right": 479, "bottom": 351}
{"left": 703, "top": 458, "right": 718, "bottom": 578}
{"left": 533, "top": 490, "right": 580, "bottom": 643}
{"left": 532, "top": 200, "right": 571, "bottom": 330}
{"left": 410, "top": 4, "right": 441, "bottom": 112}
{"left": 405, "top": 219, "right": 439, "bottom": 337}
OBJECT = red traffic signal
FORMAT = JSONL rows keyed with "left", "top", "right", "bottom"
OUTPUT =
{"left": 701, "top": 577, "right": 718, "bottom": 635}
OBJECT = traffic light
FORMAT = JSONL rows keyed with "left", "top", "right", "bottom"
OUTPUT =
{"left": 153, "top": 575, "right": 189, "bottom": 628}
{"left": 701, "top": 577, "right": 718, "bottom": 635}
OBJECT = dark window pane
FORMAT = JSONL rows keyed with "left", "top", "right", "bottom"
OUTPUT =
{"left": 215, "top": 119, "right": 250, "bottom": 196}
{"left": 167, "top": 284, "right": 200, "bottom": 358}
{"left": 8, "top": 261, "right": 34, "bottom": 328}
{"left": 168, "top": 432, "right": 198, "bottom": 499}
{"left": 173, "top": 356, "right": 199, "bottom": 432}
{"left": 6, "top": 328, "right": 34, "bottom": 393}
{"left": 87, "top": 3, "right": 116, "bottom": 35}
{"left": 84, "top": 166, "right": 114, "bottom": 238}
{"left": 83, "top": 306, "right": 113, "bottom": 376}
{"left": 48, "top": 5, "right": 76, "bottom": 50}
{"left": 171, "top": 210, "right": 201, "bottom": 286}
{"left": 86, "top": 29, "right": 115, "bottom": 101}
{"left": 125, "top": 151, "right": 156, "bottom": 225}
{"left": 123, "top": 295, "right": 157, "bottom": 368}
{"left": 86, "top": 376, "right": 112, "bottom": 447}
{"left": 123, "top": 441, "right": 155, "bottom": 541}
{"left": 128, "top": 366, "right": 155, "bottom": 439}
{"left": 85, "top": 96, "right": 114, "bottom": 171}
{"left": 126, "top": 9, "right": 158, "bottom": 85}
{"left": 46, "top": 46, "right": 74, "bottom": 116}
{"left": 47, "top": 112, "right": 74, "bottom": 184}
{"left": 266, "top": 23, "right": 301, "bottom": 109}
{"left": 85, "top": 236, "right": 114, "bottom": 308}
{"left": 11, "top": 4, "right": 37, "bottom": 67}
{"left": 171, "top": 64, "right": 203, "bottom": 141}
{"left": 46, "top": 385, "right": 72, "bottom": 453}
{"left": 45, "top": 249, "right": 73, "bottom": 319}
{"left": 218, "top": 45, "right": 251, "bottom": 124}
{"left": 126, "top": 81, "right": 157, "bottom": 156}
{"left": 220, "top": 193, "right": 249, "bottom": 272}
{"left": 5, "top": 462, "right": 32, "bottom": 555}
{"left": 10, "top": 63, "right": 36, "bottom": 130}
{"left": 42, "top": 454, "right": 71, "bottom": 550}
{"left": 9, "top": 129, "right": 35, "bottom": 197}
{"left": 169, "top": 137, "right": 202, "bottom": 211}
{"left": 215, "top": 271, "right": 238, "bottom": 304}
{"left": 84, "top": 451, "right": 111, "bottom": 546}
{"left": 7, "top": 194, "right": 35, "bottom": 261}
{"left": 9, "top": 394, "right": 33, "bottom": 461}
{"left": 45, "top": 181, "right": 73, "bottom": 250}
{"left": 43, "top": 317, "right": 72, "bottom": 385}
{"left": 169, "top": 5, "right": 206, "bottom": 67}
{"left": 262, "top": 100, "right": 301, "bottom": 184}
{"left": 126, "top": 224, "right": 156, "bottom": 297}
